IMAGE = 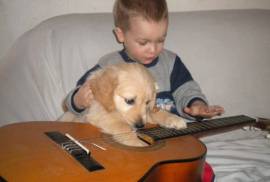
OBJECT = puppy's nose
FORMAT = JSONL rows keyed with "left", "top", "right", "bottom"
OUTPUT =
{"left": 134, "top": 121, "right": 145, "bottom": 129}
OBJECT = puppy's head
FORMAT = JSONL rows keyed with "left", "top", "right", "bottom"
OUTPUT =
{"left": 89, "top": 63, "right": 156, "bottom": 129}
{"left": 113, "top": 63, "right": 156, "bottom": 128}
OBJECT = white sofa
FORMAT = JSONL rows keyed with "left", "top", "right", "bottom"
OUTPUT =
{"left": 0, "top": 10, "right": 270, "bottom": 181}
{"left": 1, "top": 10, "right": 270, "bottom": 125}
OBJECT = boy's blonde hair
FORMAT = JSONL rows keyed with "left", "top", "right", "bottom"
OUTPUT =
{"left": 113, "top": 0, "right": 168, "bottom": 32}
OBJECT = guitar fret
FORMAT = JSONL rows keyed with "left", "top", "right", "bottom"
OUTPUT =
{"left": 166, "top": 129, "right": 180, "bottom": 136}
{"left": 203, "top": 121, "right": 220, "bottom": 128}
{"left": 196, "top": 123, "right": 211, "bottom": 130}
{"left": 190, "top": 124, "right": 206, "bottom": 132}
{"left": 177, "top": 129, "right": 189, "bottom": 135}
{"left": 186, "top": 126, "right": 200, "bottom": 133}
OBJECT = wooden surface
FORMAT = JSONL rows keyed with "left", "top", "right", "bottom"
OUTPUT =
{"left": 0, "top": 121, "right": 206, "bottom": 182}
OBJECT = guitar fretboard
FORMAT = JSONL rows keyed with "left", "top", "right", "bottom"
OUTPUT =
{"left": 137, "top": 115, "right": 256, "bottom": 144}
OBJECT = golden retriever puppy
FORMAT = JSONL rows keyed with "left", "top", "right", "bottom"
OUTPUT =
{"left": 60, "top": 63, "right": 186, "bottom": 146}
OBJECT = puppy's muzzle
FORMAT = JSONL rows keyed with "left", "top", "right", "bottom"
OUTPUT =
{"left": 134, "top": 121, "right": 145, "bottom": 129}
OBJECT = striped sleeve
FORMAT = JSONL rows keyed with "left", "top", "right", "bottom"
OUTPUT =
{"left": 76, "top": 64, "right": 101, "bottom": 86}
{"left": 65, "top": 64, "right": 101, "bottom": 115}
{"left": 171, "top": 56, "right": 208, "bottom": 119}
{"left": 170, "top": 56, "right": 193, "bottom": 92}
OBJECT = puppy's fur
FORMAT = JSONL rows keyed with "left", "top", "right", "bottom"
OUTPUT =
{"left": 60, "top": 63, "right": 186, "bottom": 146}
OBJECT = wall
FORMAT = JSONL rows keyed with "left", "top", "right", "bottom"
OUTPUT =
{"left": 1, "top": 0, "right": 270, "bottom": 60}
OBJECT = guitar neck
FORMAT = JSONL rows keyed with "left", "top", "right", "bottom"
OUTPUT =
{"left": 137, "top": 115, "right": 256, "bottom": 144}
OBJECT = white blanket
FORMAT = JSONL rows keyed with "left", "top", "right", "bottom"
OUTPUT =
{"left": 202, "top": 129, "right": 270, "bottom": 181}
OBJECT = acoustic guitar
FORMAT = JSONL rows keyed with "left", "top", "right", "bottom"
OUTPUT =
{"left": 0, "top": 115, "right": 257, "bottom": 182}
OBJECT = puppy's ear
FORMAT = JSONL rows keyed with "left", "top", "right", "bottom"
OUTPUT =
{"left": 88, "top": 68, "right": 118, "bottom": 112}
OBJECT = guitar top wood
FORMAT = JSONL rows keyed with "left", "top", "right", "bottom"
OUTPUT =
{"left": 0, "top": 121, "right": 206, "bottom": 182}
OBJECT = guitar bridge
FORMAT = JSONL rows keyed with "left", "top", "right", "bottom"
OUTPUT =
{"left": 45, "top": 131, "right": 104, "bottom": 172}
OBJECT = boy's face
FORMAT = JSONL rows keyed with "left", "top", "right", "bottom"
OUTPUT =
{"left": 115, "top": 16, "right": 168, "bottom": 65}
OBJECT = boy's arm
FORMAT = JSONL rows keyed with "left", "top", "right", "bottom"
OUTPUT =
{"left": 170, "top": 56, "right": 208, "bottom": 120}
{"left": 171, "top": 56, "right": 224, "bottom": 120}
{"left": 65, "top": 87, "right": 86, "bottom": 115}
{"left": 172, "top": 80, "right": 209, "bottom": 120}
{"left": 184, "top": 99, "right": 224, "bottom": 119}
{"left": 65, "top": 64, "right": 101, "bottom": 115}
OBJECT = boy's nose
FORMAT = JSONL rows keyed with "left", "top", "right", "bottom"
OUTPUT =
{"left": 149, "top": 43, "right": 158, "bottom": 54}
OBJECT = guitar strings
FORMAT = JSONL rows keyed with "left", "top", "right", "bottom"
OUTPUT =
{"left": 60, "top": 130, "right": 144, "bottom": 147}
{"left": 59, "top": 123, "right": 196, "bottom": 147}
{"left": 59, "top": 116, "right": 253, "bottom": 148}
{"left": 60, "top": 111, "right": 154, "bottom": 146}
{"left": 60, "top": 122, "right": 196, "bottom": 146}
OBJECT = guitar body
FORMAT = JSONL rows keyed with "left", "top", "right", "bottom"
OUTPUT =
{"left": 0, "top": 121, "right": 206, "bottom": 182}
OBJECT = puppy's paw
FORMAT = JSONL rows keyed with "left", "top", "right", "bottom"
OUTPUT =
{"left": 162, "top": 115, "right": 187, "bottom": 130}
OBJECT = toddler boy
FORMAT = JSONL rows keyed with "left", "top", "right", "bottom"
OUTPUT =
{"left": 65, "top": 1, "right": 224, "bottom": 180}
{"left": 65, "top": 0, "right": 224, "bottom": 121}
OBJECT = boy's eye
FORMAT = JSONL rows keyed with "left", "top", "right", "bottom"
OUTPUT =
{"left": 139, "top": 42, "right": 147, "bottom": 46}
{"left": 158, "top": 39, "right": 165, "bottom": 43}
{"left": 138, "top": 41, "right": 148, "bottom": 46}
{"left": 125, "top": 98, "right": 135, "bottom": 105}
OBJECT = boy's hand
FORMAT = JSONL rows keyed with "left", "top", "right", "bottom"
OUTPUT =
{"left": 184, "top": 100, "right": 224, "bottom": 119}
{"left": 73, "top": 82, "right": 94, "bottom": 110}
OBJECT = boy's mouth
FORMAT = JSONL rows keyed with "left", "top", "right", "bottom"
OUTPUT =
{"left": 142, "top": 59, "right": 154, "bottom": 65}
{"left": 144, "top": 56, "right": 156, "bottom": 62}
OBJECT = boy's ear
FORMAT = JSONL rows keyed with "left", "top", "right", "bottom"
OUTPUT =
{"left": 113, "top": 27, "right": 125, "bottom": 43}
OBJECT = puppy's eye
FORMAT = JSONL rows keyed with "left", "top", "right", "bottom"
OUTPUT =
{"left": 125, "top": 98, "right": 135, "bottom": 105}
{"left": 146, "top": 100, "right": 151, "bottom": 105}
